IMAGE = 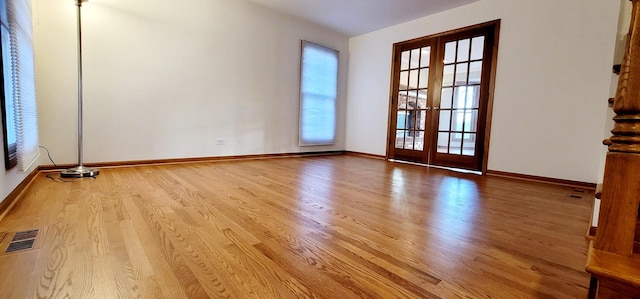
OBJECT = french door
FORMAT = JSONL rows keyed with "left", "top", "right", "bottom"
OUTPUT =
{"left": 387, "top": 21, "right": 499, "bottom": 172}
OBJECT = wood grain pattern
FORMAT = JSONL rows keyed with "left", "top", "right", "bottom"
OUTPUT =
{"left": 0, "top": 155, "right": 593, "bottom": 298}
{"left": 594, "top": 153, "right": 640, "bottom": 255}
{"left": 586, "top": 243, "right": 640, "bottom": 290}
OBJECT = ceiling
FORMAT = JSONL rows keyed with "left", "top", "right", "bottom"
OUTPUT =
{"left": 247, "top": 0, "right": 479, "bottom": 37}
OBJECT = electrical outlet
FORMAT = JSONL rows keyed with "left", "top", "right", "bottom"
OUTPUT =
{"left": 215, "top": 138, "right": 225, "bottom": 145}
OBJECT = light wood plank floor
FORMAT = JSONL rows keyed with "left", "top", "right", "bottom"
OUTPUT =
{"left": 0, "top": 155, "right": 593, "bottom": 298}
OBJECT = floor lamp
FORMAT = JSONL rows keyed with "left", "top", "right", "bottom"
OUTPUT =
{"left": 61, "top": 0, "right": 99, "bottom": 178}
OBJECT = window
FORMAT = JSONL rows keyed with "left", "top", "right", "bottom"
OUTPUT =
{"left": 1, "top": 0, "right": 38, "bottom": 171}
{"left": 299, "top": 40, "right": 338, "bottom": 146}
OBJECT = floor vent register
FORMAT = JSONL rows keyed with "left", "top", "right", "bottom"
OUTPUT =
{"left": 5, "top": 229, "right": 39, "bottom": 253}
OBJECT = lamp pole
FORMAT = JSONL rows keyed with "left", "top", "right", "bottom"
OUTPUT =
{"left": 61, "top": 0, "right": 99, "bottom": 178}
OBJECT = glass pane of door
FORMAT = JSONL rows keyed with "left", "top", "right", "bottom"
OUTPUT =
{"left": 393, "top": 46, "right": 431, "bottom": 157}
{"left": 435, "top": 36, "right": 483, "bottom": 158}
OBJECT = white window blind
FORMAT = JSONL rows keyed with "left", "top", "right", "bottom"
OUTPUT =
{"left": 299, "top": 40, "right": 338, "bottom": 146}
{"left": 6, "top": 0, "right": 38, "bottom": 171}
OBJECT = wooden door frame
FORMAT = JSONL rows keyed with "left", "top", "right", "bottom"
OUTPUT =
{"left": 385, "top": 19, "right": 501, "bottom": 174}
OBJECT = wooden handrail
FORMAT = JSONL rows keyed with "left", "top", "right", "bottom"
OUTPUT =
{"left": 586, "top": 0, "right": 640, "bottom": 297}
{"left": 596, "top": 0, "right": 640, "bottom": 255}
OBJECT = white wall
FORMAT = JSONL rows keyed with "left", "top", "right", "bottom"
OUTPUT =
{"left": 32, "top": 0, "right": 348, "bottom": 164}
{"left": 346, "top": 0, "right": 620, "bottom": 183}
{"left": 0, "top": 147, "right": 37, "bottom": 201}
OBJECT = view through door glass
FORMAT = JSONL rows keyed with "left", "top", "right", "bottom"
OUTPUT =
{"left": 395, "top": 47, "right": 430, "bottom": 153}
{"left": 436, "top": 37, "right": 483, "bottom": 157}
{"left": 387, "top": 21, "right": 499, "bottom": 171}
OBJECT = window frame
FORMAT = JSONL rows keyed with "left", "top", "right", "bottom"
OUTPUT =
{"left": 0, "top": 1, "right": 16, "bottom": 170}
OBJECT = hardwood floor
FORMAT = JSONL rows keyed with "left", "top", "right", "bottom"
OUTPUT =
{"left": 0, "top": 155, "right": 593, "bottom": 298}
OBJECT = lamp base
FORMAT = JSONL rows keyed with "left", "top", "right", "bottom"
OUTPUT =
{"left": 60, "top": 166, "right": 99, "bottom": 178}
